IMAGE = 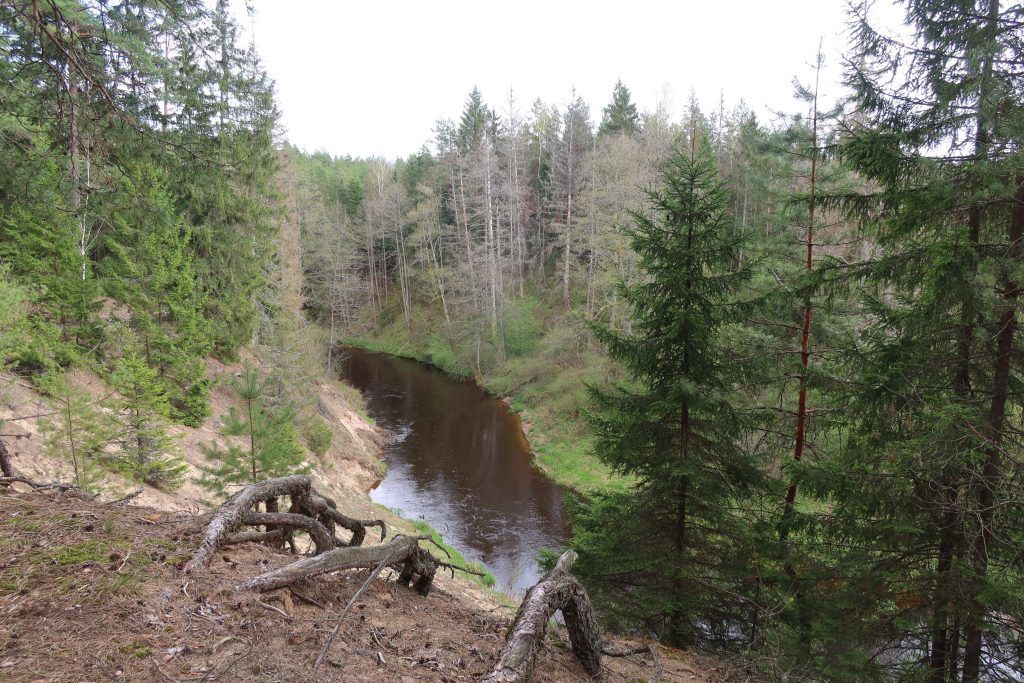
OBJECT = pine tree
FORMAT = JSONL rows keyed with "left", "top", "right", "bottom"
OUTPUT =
{"left": 38, "top": 371, "right": 118, "bottom": 491}
{"left": 201, "top": 364, "right": 307, "bottom": 494}
{"left": 569, "top": 140, "right": 765, "bottom": 647}
{"left": 598, "top": 80, "right": 640, "bottom": 138}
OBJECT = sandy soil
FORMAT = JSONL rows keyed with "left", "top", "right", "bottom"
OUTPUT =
{"left": 0, "top": 349, "right": 385, "bottom": 513}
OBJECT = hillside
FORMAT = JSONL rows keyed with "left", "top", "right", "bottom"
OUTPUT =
{"left": 0, "top": 352, "right": 383, "bottom": 515}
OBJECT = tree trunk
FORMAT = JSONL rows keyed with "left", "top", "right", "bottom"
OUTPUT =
{"left": 0, "top": 437, "right": 13, "bottom": 478}
{"left": 482, "top": 550, "right": 602, "bottom": 682}
{"left": 961, "top": 177, "right": 1024, "bottom": 682}
{"left": 562, "top": 193, "right": 572, "bottom": 309}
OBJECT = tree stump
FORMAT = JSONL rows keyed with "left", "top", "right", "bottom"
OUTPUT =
{"left": 482, "top": 550, "right": 602, "bottom": 682}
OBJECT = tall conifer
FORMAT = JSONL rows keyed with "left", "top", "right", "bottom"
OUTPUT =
{"left": 570, "top": 138, "right": 765, "bottom": 646}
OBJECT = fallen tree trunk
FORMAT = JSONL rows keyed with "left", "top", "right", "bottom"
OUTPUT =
{"left": 482, "top": 550, "right": 602, "bottom": 683}
{"left": 236, "top": 534, "right": 437, "bottom": 594}
{"left": 184, "top": 476, "right": 388, "bottom": 574}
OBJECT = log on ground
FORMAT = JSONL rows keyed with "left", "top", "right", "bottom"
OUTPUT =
{"left": 236, "top": 534, "right": 438, "bottom": 594}
{"left": 184, "top": 476, "right": 388, "bottom": 574}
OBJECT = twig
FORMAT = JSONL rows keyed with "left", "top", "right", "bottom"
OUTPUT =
{"left": 438, "top": 561, "right": 486, "bottom": 577}
{"left": 105, "top": 488, "right": 143, "bottom": 508}
{"left": 289, "top": 588, "right": 326, "bottom": 609}
{"left": 312, "top": 541, "right": 406, "bottom": 669}
{"left": 0, "top": 476, "right": 78, "bottom": 491}
{"left": 255, "top": 599, "right": 289, "bottom": 618}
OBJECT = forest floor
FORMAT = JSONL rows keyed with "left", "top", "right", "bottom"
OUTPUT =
{"left": 0, "top": 491, "right": 747, "bottom": 682}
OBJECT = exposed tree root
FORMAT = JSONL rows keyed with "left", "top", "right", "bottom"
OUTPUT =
{"left": 482, "top": 550, "right": 602, "bottom": 682}
{"left": 184, "top": 475, "right": 386, "bottom": 574}
{"left": 236, "top": 534, "right": 438, "bottom": 594}
{"left": 0, "top": 475, "right": 81, "bottom": 492}
{"left": 603, "top": 643, "right": 662, "bottom": 682}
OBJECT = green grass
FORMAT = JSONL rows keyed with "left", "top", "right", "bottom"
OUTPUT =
{"left": 44, "top": 538, "right": 131, "bottom": 566}
{"left": 410, "top": 519, "right": 496, "bottom": 588}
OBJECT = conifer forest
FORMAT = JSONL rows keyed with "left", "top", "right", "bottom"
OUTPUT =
{"left": 2, "top": 1, "right": 1024, "bottom": 681}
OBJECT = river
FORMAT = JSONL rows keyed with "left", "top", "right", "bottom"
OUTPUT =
{"left": 337, "top": 346, "right": 569, "bottom": 595}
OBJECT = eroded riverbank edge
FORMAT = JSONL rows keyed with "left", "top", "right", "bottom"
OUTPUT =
{"left": 0, "top": 347, "right": 505, "bottom": 612}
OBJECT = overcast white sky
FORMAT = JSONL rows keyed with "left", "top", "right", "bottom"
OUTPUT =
{"left": 237, "top": 0, "right": 904, "bottom": 160}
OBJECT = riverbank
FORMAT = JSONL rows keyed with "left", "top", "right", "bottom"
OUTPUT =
{"left": 340, "top": 309, "right": 630, "bottom": 495}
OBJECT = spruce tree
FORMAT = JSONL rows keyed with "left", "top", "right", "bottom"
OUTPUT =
{"left": 569, "top": 140, "right": 765, "bottom": 647}
{"left": 598, "top": 79, "right": 640, "bottom": 138}
{"left": 100, "top": 176, "right": 213, "bottom": 426}
{"left": 795, "top": 1, "right": 1024, "bottom": 679}
{"left": 201, "top": 364, "right": 307, "bottom": 494}
{"left": 109, "top": 338, "right": 187, "bottom": 490}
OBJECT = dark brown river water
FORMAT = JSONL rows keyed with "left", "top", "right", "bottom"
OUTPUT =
{"left": 337, "top": 346, "right": 569, "bottom": 595}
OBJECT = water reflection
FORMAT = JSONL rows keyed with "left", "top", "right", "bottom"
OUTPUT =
{"left": 338, "top": 347, "right": 569, "bottom": 595}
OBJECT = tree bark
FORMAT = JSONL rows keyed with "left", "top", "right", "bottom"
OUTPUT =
{"left": 185, "top": 475, "right": 313, "bottom": 573}
{"left": 299, "top": 488, "right": 386, "bottom": 547}
{"left": 186, "top": 476, "right": 389, "bottom": 575}
{"left": 482, "top": 550, "right": 602, "bottom": 683}
{"left": 236, "top": 534, "right": 436, "bottom": 594}
{"left": 0, "top": 438, "right": 13, "bottom": 478}
{"left": 961, "top": 176, "right": 1024, "bottom": 682}
{"left": 242, "top": 511, "right": 334, "bottom": 555}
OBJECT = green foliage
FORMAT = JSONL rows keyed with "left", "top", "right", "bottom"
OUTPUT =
{"left": 108, "top": 332, "right": 187, "bottom": 491}
{"left": 570, "top": 144, "right": 770, "bottom": 647}
{"left": 37, "top": 371, "right": 118, "bottom": 492}
{"left": 201, "top": 364, "right": 308, "bottom": 494}
{"left": 597, "top": 80, "right": 640, "bottom": 138}
{"left": 501, "top": 296, "right": 543, "bottom": 357}
{"left": 0, "top": 264, "right": 70, "bottom": 375}
{"left": 0, "top": 0, "right": 278, "bottom": 440}
{"left": 303, "top": 416, "right": 334, "bottom": 457}
{"left": 100, "top": 175, "right": 214, "bottom": 426}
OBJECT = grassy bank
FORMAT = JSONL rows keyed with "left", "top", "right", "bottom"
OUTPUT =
{"left": 342, "top": 297, "right": 630, "bottom": 495}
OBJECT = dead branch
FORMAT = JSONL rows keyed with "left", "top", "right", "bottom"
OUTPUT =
{"left": 0, "top": 437, "right": 12, "bottom": 478}
{"left": 312, "top": 538, "right": 412, "bottom": 669}
{"left": 602, "top": 643, "right": 661, "bottom": 682}
{"left": 482, "top": 550, "right": 602, "bottom": 683}
{"left": 222, "top": 529, "right": 288, "bottom": 546}
{"left": 235, "top": 534, "right": 438, "bottom": 595}
{"left": 104, "top": 488, "right": 143, "bottom": 508}
{"left": 241, "top": 511, "right": 334, "bottom": 555}
{"left": 0, "top": 475, "right": 80, "bottom": 492}
{"left": 297, "top": 488, "right": 386, "bottom": 545}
